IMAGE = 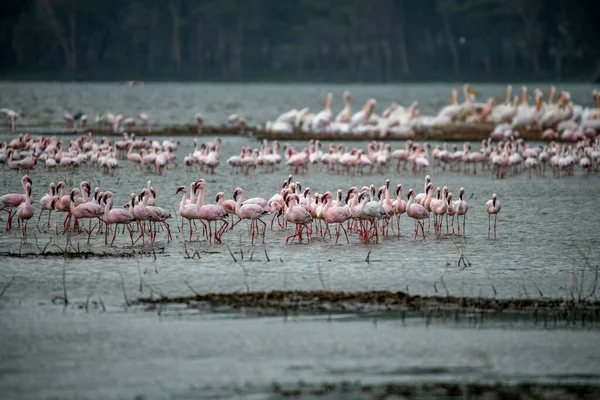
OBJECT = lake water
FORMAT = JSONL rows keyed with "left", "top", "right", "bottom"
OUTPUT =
{"left": 1, "top": 83, "right": 599, "bottom": 399}
{"left": 0, "top": 82, "right": 598, "bottom": 128}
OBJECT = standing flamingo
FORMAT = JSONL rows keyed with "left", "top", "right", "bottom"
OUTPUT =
{"left": 233, "top": 187, "right": 268, "bottom": 244}
{"left": 176, "top": 185, "right": 204, "bottom": 241}
{"left": 38, "top": 182, "right": 57, "bottom": 227}
{"left": 454, "top": 187, "right": 469, "bottom": 236}
{"left": 429, "top": 186, "right": 448, "bottom": 233}
{"left": 0, "top": 175, "right": 33, "bottom": 231}
{"left": 406, "top": 189, "right": 429, "bottom": 239}
{"left": 103, "top": 192, "right": 135, "bottom": 245}
{"left": 284, "top": 193, "right": 313, "bottom": 244}
{"left": 485, "top": 193, "right": 501, "bottom": 239}
{"left": 139, "top": 113, "right": 151, "bottom": 133}
{"left": 195, "top": 179, "right": 228, "bottom": 243}
{"left": 15, "top": 182, "right": 34, "bottom": 237}
{"left": 392, "top": 184, "right": 407, "bottom": 236}
{"left": 321, "top": 191, "right": 352, "bottom": 244}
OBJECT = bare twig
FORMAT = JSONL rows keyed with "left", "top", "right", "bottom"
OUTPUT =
{"left": 522, "top": 284, "right": 529, "bottom": 299}
{"left": 137, "top": 263, "right": 144, "bottom": 293}
{"left": 85, "top": 293, "right": 92, "bottom": 312}
{"left": 239, "top": 263, "right": 249, "bottom": 293}
{"left": 0, "top": 273, "right": 16, "bottom": 298}
{"left": 317, "top": 262, "right": 328, "bottom": 291}
{"left": 183, "top": 241, "right": 190, "bottom": 258}
{"left": 184, "top": 279, "right": 199, "bottom": 296}
{"left": 118, "top": 270, "right": 130, "bottom": 307}
{"left": 62, "top": 263, "right": 68, "bottom": 304}
{"left": 264, "top": 245, "right": 270, "bottom": 262}
{"left": 239, "top": 236, "right": 244, "bottom": 260}
{"left": 583, "top": 264, "right": 599, "bottom": 301}
{"left": 226, "top": 245, "right": 237, "bottom": 262}
{"left": 440, "top": 276, "right": 450, "bottom": 297}
{"left": 365, "top": 248, "right": 371, "bottom": 263}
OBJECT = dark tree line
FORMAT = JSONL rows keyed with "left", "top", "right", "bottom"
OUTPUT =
{"left": 1, "top": 0, "right": 599, "bottom": 82}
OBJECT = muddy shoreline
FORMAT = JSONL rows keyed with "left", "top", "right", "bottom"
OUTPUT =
{"left": 267, "top": 381, "right": 600, "bottom": 399}
{"left": 135, "top": 290, "right": 600, "bottom": 317}
{"left": 13, "top": 123, "right": 580, "bottom": 142}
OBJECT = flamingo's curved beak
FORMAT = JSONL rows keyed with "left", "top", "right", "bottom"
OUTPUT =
{"left": 175, "top": 186, "right": 185, "bottom": 194}
{"left": 24, "top": 176, "right": 32, "bottom": 185}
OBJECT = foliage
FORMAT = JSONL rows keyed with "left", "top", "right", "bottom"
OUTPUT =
{"left": 1, "top": 0, "right": 599, "bottom": 82}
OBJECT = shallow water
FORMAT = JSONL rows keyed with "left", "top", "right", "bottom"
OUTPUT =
{"left": 0, "top": 82, "right": 598, "bottom": 129}
{"left": 1, "top": 83, "right": 600, "bottom": 399}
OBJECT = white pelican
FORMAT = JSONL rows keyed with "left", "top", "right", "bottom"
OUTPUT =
{"left": 275, "top": 109, "right": 299, "bottom": 124}
{"left": 350, "top": 99, "right": 377, "bottom": 129}
{"left": 456, "top": 84, "right": 480, "bottom": 121}
{"left": 437, "top": 89, "right": 461, "bottom": 120}
{"left": 490, "top": 94, "right": 518, "bottom": 124}
{"left": 310, "top": 93, "right": 333, "bottom": 132}
{"left": 335, "top": 91, "right": 352, "bottom": 123}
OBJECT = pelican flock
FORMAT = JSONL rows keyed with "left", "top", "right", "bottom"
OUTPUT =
{"left": 264, "top": 85, "right": 600, "bottom": 141}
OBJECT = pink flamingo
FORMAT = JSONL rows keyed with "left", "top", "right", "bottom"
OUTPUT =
{"left": 284, "top": 193, "right": 313, "bottom": 244}
{"left": 392, "top": 184, "right": 407, "bottom": 236}
{"left": 139, "top": 113, "right": 151, "bottom": 133}
{"left": 195, "top": 113, "right": 204, "bottom": 134}
{"left": 321, "top": 191, "right": 352, "bottom": 244}
{"left": 38, "top": 182, "right": 57, "bottom": 227}
{"left": 414, "top": 175, "right": 431, "bottom": 205}
{"left": 446, "top": 192, "right": 456, "bottom": 234}
{"left": 131, "top": 192, "right": 153, "bottom": 244}
{"left": 102, "top": 192, "right": 134, "bottom": 245}
{"left": 195, "top": 179, "right": 228, "bottom": 244}
{"left": 140, "top": 189, "right": 172, "bottom": 243}
{"left": 127, "top": 144, "right": 143, "bottom": 169}
{"left": 429, "top": 186, "right": 448, "bottom": 233}
{"left": 216, "top": 191, "right": 238, "bottom": 227}
{"left": 454, "top": 187, "right": 469, "bottom": 236}
{"left": 485, "top": 193, "right": 501, "bottom": 239}
{"left": 233, "top": 187, "right": 268, "bottom": 244}
{"left": 391, "top": 140, "right": 413, "bottom": 171}
{"left": 0, "top": 175, "right": 33, "bottom": 231}
{"left": 15, "top": 182, "right": 34, "bottom": 237}
{"left": 406, "top": 188, "right": 429, "bottom": 239}
{"left": 68, "top": 189, "right": 104, "bottom": 242}
{"left": 176, "top": 185, "right": 203, "bottom": 241}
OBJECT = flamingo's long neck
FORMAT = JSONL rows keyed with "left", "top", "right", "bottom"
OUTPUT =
{"left": 105, "top": 197, "right": 113, "bottom": 214}
{"left": 323, "top": 195, "right": 331, "bottom": 214}
{"left": 235, "top": 191, "right": 244, "bottom": 209}
{"left": 197, "top": 186, "right": 206, "bottom": 209}
{"left": 81, "top": 184, "right": 89, "bottom": 202}
{"left": 179, "top": 191, "right": 187, "bottom": 212}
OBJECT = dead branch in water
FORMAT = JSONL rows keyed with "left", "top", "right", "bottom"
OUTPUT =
{"left": 52, "top": 263, "right": 68, "bottom": 305}
{"left": 184, "top": 279, "right": 200, "bottom": 296}
{"left": 0, "top": 273, "right": 16, "bottom": 298}
{"left": 118, "top": 270, "right": 130, "bottom": 308}
{"left": 226, "top": 244, "right": 237, "bottom": 262}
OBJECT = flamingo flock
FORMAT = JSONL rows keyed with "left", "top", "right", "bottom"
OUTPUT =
{"left": 1, "top": 172, "right": 505, "bottom": 245}
{"left": 221, "top": 137, "right": 600, "bottom": 179}
{"left": 0, "top": 132, "right": 180, "bottom": 175}
{"left": 1, "top": 177, "right": 172, "bottom": 243}
{"left": 265, "top": 86, "right": 600, "bottom": 141}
